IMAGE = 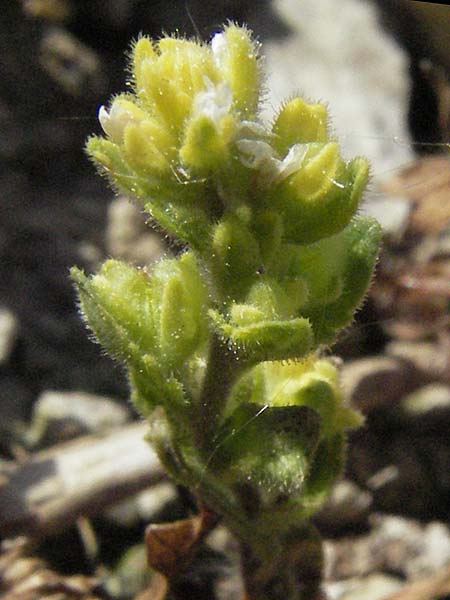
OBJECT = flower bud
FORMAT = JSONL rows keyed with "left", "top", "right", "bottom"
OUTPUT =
{"left": 210, "top": 215, "right": 261, "bottom": 299}
{"left": 98, "top": 97, "right": 146, "bottom": 144}
{"left": 152, "top": 252, "right": 208, "bottom": 369}
{"left": 70, "top": 260, "right": 156, "bottom": 362}
{"left": 135, "top": 37, "right": 220, "bottom": 133}
{"left": 297, "top": 216, "right": 382, "bottom": 342}
{"left": 212, "top": 24, "right": 260, "bottom": 117}
{"left": 180, "top": 112, "right": 236, "bottom": 171}
{"left": 211, "top": 308, "right": 313, "bottom": 364}
{"left": 123, "top": 122, "right": 169, "bottom": 175}
{"left": 272, "top": 97, "right": 328, "bottom": 156}
{"left": 271, "top": 144, "right": 369, "bottom": 243}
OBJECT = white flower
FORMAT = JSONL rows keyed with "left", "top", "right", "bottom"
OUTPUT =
{"left": 98, "top": 101, "right": 143, "bottom": 144}
{"left": 192, "top": 78, "right": 233, "bottom": 127}
{"left": 235, "top": 119, "right": 308, "bottom": 186}
{"left": 277, "top": 144, "right": 308, "bottom": 180}
{"left": 211, "top": 32, "right": 227, "bottom": 67}
{"left": 236, "top": 138, "right": 281, "bottom": 181}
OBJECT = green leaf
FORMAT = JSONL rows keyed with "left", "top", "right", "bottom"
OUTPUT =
{"left": 210, "top": 309, "right": 313, "bottom": 364}
{"left": 212, "top": 403, "right": 321, "bottom": 521}
{"left": 209, "top": 214, "right": 261, "bottom": 300}
{"left": 71, "top": 261, "right": 156, "bottom": 362}
{"left": 232, "top": 357, "right": 362, "bottom": 437}
{"left": 301, "top": 433, "right": 346, "bottom": 516}
{"left": 86, "top": 136, "right": 139, "bottom": 197}
{"left": 270, "top": 148, "right": 369, "bottom": 244}
{"left": 152, "top": 252, "right": 209, "bottom": 369}
{"left": 301, "top": 216, "right": 382, "bottom": 342}
{"left": 129, "top": 354, "right": 169, "bottom": 414}
{"left": 250, "top": 210, "right": 283, "bottom": 268}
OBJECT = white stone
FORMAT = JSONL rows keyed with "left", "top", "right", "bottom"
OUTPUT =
{"left": 29, "top": 390, "right": 130, "bottom": 445}
{"left": 256, "top": 0, "right": 413, "bottom": 185}
{"left": 0, "top": 307, "right": 18, "bottom": 365}
{"left": 326, "top": 573, "right": 403, "bottom": 600}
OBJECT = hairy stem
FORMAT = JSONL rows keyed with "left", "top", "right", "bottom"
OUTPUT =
{"left": 195, "top": 333, "right": 242, "bottom": 455}
{"left": 240, "top": 525, "right": 325, "bottom": 600}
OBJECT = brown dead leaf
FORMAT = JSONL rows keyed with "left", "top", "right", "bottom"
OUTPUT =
{"left": 0, "top": 538, "right": 109, "bottom": 600}
{"left": 380, "top": 156, "right": 450, "bottom": 235}
{"left": 372, "top": 155, "right": 450, "bottom": 343}
{"left": 145, "top": 507, "right": 219, "bottom": 578}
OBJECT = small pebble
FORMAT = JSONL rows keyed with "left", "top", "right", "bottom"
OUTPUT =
{"left": 28, "top": 390, "right": 130, "bottom": 446}
{"left": 0, "top": 307, "right": 18, "bottom": 365}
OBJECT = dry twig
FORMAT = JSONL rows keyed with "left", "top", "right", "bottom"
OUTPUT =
{"left": 0, "top": 422, "right": 164, "bottom": 539}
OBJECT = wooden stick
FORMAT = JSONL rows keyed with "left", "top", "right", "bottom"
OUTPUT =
{"left": 0, "top": 422, "right": 165, "bottom": 539}
{"left": 0, "top": 355, "right": 424, "bottom": 541}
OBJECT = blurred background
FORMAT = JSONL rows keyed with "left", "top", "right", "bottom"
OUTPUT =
{"left": 0, "top": 1, "right": 449, "bottom": 599}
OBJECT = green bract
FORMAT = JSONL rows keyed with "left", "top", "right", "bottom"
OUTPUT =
{"left": 73, "top": 22, "right": 381, "bottom": 576}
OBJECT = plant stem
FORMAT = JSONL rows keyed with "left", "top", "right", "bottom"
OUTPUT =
{"left": 196, "top": 333, "right": 242, "bottom": 455}
{"left": 240, "top": 525, "right": 325, "bottom": 600}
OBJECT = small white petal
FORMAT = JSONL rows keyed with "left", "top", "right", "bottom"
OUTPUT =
{"left": 98, "top": 105, "right": 111, "bottom": 134}
{"left": 98, "top": 101, "right": 140, "bottom": 143}
{"left": 277, "top": 144, "right": 308, "bottom": 180}
{"left": 239, "top": 120, "right": 268, "bottom": 139}
{"left": 235, "top": 124, "right": 308, "bottom": 186}
{"left": 193, "top": 80, "right": 232, "bottom": 126}
{"left": 211, "top": 32, "right": 227, "bottom": 66}
{"left": 236, "top": 138, "right": 282, "bottom": 182}
{"left": 236, "top": 139, "right": 274, "bottom": 164}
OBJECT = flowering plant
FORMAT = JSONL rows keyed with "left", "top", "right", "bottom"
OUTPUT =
{"left": 72, "top": 24, "right": 381, "bottom": 599}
